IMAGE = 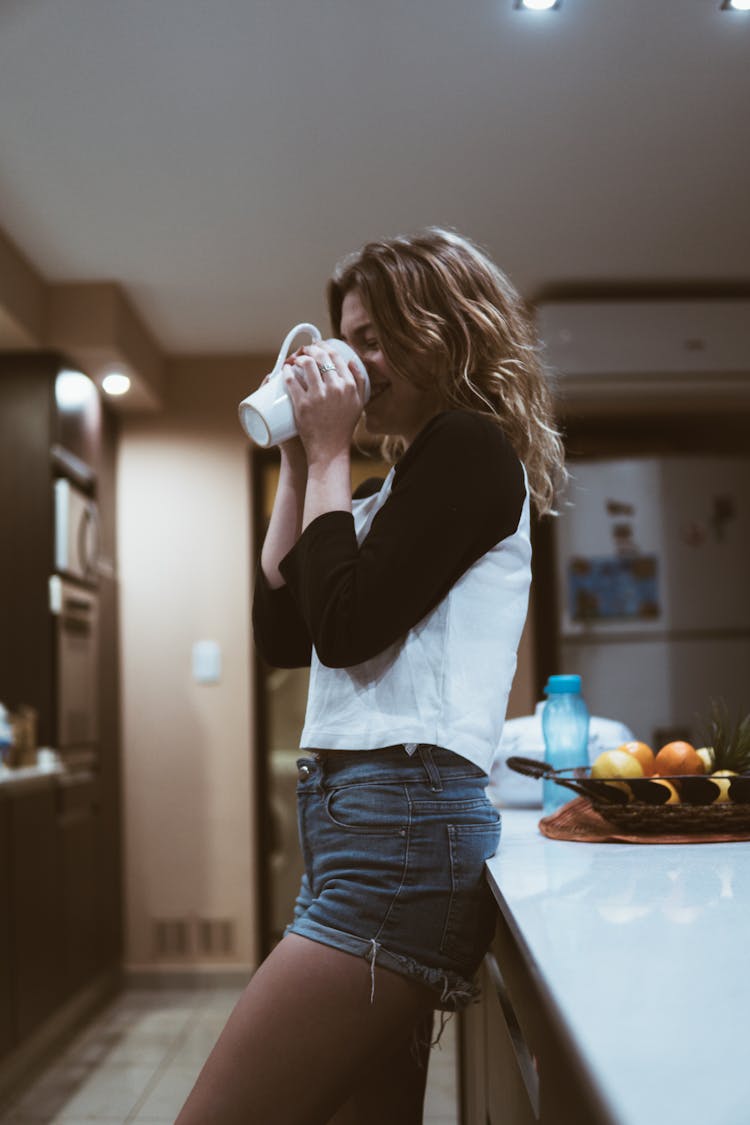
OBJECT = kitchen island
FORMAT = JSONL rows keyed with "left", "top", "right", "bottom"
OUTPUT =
{"left": 460, "top": 807, "right": 750, "bottom": 1125}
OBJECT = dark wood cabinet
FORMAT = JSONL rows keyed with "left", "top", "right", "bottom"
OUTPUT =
{"left": 92, "top": 407, "right": 123, "bottom": 971}
{"left": 58, "top": 773, "right": 101, "bottom": 1000}
{"left": 53, "top": 368, "right": 102, "bottom": 475}
{"left": 8, "top": 784, "right": 63, "bottom": 1042}
{"left": 0, "top": 353, "right": 101, "bottom": 749}
{"left": 0, "top": 795, "right": 13, "bottom": 1058}
{"left": 0, "top": 354, "right": 123, "bottom": 1071}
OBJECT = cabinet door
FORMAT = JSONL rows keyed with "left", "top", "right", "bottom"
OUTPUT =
{"left": 0, "top": 359, "right": 56, "bottom": 747}
{"left": 484, "top": 954, "right": 540, "bottom": 1125}
{"left": 53, "top": 366, "right": 102, "bottom": 474}
{"left": 459, "top": 978, "right": 487, "bottom": 1124}
{"left": 58, "top": 777, "right": 102, "bottom": 999}
{"left": 9, "top": 786, "right": 63, "bottom": 1041}
{"left": 0, "top": 796, "right": 13, "bottom": 1060}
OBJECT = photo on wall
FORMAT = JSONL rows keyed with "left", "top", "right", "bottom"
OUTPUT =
{"left": 567, "top": 554, "right": 660, "bottom": 623}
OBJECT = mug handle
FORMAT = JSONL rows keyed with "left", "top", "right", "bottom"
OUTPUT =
{"left": 271, "top": 323, "right": 322, "bottom": 379}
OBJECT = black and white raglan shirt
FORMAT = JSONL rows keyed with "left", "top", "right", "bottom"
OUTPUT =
{"left": 252, "top": 409, "right": 532, "bottom": 775}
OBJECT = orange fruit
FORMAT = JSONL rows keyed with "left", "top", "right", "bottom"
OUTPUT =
{"left": 616, "top": 740, "right": 656, "bottom": 777}
{"left": 653, "top": 741, "right": 704, "bottom": 777}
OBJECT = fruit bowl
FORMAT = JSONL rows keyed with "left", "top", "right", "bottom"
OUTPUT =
{"left": 506, "top": 756, "right": 750, "bottom": 834}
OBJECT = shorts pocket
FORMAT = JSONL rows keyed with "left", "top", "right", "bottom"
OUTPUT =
{"left": 323, "top": 782, "right": 409, "bottom": 836}
{"left": 440, "top": 820, "right": 501, "bottom": 964}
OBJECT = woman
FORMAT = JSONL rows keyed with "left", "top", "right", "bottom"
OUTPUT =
{"left": 176, "top": 228, "right": 565, "bottom": 1125}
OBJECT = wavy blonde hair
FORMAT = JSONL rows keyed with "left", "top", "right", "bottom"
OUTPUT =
{"left": 327, "top": 227, "right": 566, "bottom": 516}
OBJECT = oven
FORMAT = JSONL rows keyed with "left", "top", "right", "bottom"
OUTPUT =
{"left": 49, "top": 575, "right": 99, "bottom": 766}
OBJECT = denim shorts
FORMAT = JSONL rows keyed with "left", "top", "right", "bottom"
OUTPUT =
{"left": 285, "top": 744, "right": 501, "bottom": 1011}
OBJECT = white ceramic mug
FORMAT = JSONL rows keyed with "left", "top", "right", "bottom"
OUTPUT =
{"left": 238, "top": 322, "right": 370, "bottom": 447}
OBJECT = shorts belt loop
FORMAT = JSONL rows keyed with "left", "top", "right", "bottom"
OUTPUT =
{"left": 418, "top": 745, "right": 443, "bottom": 792}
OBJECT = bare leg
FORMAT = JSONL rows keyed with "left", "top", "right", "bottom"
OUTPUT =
{"left": 175, "top": 934, "right": 434, "bottom": 1125}
{"left": 327, "top": 1010, "right": 435, "bottom": 1125}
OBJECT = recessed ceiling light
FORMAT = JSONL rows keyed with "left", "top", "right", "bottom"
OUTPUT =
{"left": 515, "top": 0, "right": 560, "bottom": 10}
{"left": 55, "top": 369, "right": 97, "bottom": 410}
{"left": 102, "top": 372, "right": 131, "bottom": 396}
{"left": 722, "top": 0, "right": 750, "bottom": 9}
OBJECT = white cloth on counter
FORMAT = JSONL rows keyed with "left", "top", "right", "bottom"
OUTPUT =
{"left": 488, "top": 702, "right": 635, "bottom": 808}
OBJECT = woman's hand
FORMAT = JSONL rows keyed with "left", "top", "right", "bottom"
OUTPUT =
{"left": 283, "top": 344, "right": 368, "bottom": 468}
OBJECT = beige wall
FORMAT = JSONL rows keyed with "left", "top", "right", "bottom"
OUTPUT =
{"left": 118, "top": 355, "right": 270, "bottom": 972}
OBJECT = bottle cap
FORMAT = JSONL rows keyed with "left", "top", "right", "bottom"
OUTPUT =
{"left": 543, "top": 674, "right": 582, "bottom": 694}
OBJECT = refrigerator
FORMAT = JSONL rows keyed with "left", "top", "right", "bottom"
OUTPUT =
{"left": 554, "top": 456, "right": 750, "bottom": 749}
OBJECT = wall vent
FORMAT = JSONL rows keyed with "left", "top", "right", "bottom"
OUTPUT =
{"left": 196, "top": 918, "right": 236, "bottom": 957}
{"left": 151, "top": 917, "right": 237, "bottom": 958}
{"left": 153, "top": 918, "right": 191, "bottom": 958}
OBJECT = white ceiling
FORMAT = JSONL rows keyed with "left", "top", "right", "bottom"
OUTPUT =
{"left": 0, "top": 0, "right": 748, "bottom": 354}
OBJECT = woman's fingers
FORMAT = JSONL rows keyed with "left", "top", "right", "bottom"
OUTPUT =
{"left": 294, "top": 353, "right": 326, "bottom": 395}
{"left": 299, "top": 344, "right": 357, "bottom": 388}
{"left": 349, "top": 359, "right": 369, "bottom": 405}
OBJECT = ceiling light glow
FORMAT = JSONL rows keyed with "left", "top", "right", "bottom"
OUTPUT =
{"left": 55, "top": 369, "right": 97, "bottom": 410}
{"left": 516, "top": 0, "right": 559, "bottom": 10}
{"left": 723, "top": 0, "right": 750, "bottom": 9}
{"left": 102, "top": 372, "right": 131, "bottom": 396}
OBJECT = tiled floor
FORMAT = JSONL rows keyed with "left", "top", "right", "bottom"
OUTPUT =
{"left": 0, "top": 988, "right": 458, "bottom": 1123}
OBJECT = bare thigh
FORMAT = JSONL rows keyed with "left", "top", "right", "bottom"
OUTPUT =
{"left": 174, "top": 933, "right": 435, "bottom": 1125}
{"left": 326, "top": 1009, "right": 435, "bottom": 1125}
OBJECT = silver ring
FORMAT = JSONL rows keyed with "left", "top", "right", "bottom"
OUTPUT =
{"left": 317, "top": 362, "right": 336, "bottom": 375}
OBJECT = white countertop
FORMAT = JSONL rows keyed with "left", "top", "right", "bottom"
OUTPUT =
{"left": 487, "top": 808, "right": 750, "bottom": 1125}
{"left": 0, "top": 762, "right": 66, "bottom": 793}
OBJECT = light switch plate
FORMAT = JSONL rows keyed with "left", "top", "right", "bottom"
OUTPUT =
{"left": 192, "top": 640, "right": 222, "bottom": 684}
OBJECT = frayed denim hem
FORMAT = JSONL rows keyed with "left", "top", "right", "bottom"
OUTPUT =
{"left": 285, "top": 917, "right": 480, "bottom": 1013}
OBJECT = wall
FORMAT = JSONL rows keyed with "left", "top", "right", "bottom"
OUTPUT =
{"left": 117, "top": 355, "right": 270, "bottom": 973}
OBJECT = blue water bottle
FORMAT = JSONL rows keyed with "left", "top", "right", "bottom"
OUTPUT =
{"left": 542, "top": 674, "right": 590, "bottom": 814}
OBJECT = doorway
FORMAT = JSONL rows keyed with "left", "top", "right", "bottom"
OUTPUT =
{"left": 250, "top": 447, "right": 390, "bottom": 956}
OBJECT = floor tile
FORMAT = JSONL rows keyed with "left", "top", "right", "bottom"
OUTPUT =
{"left": 14, "top": 1065, "right": 156, "bottom": 1122}
{"left": 1, "top": 987, "right": 458, "bottom": 1123}
{"left": 127, "top": 1064, "right": 200, "bottom": 1122}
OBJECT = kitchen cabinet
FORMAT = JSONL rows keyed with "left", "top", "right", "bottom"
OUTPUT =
{"left": 0, "top": 352, "right": 122, "bottom": 1080}
{"left": 58, "top": 773, "right": 101, "bottom": 1000}
{"left": 0, "top": 794, "right": 12, "bottom": 1059}
{"left": 92, "top": 406, "right": 124, "bottom": 971}
{"left": 8, "top": 781, "right": 63, "bottom": 1042}
{"left": 0, "top": 352, "right": 101, "bottom": 749}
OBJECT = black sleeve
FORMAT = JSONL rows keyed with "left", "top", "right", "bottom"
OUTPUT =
{"left": 278, "top": 410, "right": 525, "bottom": 669}
{"left": 250, "top": 478, "right": 384, "bottom": 667}
{"left": 251, "top": 564, "right": 312, "bottom": 668}
{"left": 353, "top": 476, "right": 385, "bottom": 499}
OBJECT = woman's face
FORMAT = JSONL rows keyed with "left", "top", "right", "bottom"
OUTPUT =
{"left": 339, "top": 288, "right": 444, "bottom": 448}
